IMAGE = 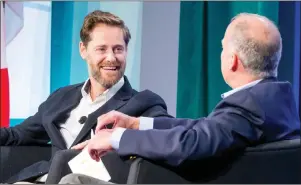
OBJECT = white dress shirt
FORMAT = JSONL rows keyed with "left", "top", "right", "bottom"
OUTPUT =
{"left": 221, "top": 79, "right": 262, "bottom": 99}
{"left": 110, "top": 79, "right": 262, "bottom": 150}
{"left": 59, "top": 77, "right": 124, "bottom": 149}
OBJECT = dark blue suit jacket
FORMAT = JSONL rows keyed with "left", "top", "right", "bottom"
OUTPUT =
{"left": 117, "top": 78, "right": 300, "bottom": 166}
{"left": 0, "top": 76, "right": 172, "bottom": 182}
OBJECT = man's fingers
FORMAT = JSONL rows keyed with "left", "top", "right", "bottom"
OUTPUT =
{"left": 89, "top": 149, "right": 106, "bottom": 162}
{"left": 71, "top": 140, "right": 89, "bottom": 150}
{"left": 96, "top": 114, "right": 109, "bottom": 132}
{"left": 88, "top": 142, "right": 101, "bottom": 161}
{"left": 89, "top": 149, "right": 99, "bottom": 161}
{"left": 96, "top": 112, "right": 117, "bottom": 133}
{"left": 71, "top": 143, "right": 84, "bottom": 150}
{"left": 87, "top": 142, "right": 97, "bottom": 158}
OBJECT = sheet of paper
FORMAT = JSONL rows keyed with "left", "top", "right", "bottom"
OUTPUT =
{"left": 68, "top": 130, "right": 111, "bottom": 181}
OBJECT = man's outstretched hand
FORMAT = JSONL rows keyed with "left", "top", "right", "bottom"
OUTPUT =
{"left": 89, "top": 111, "right": 140, "bottom": 161}
{"left": 87, "top": 129, "right": 114, "bottom": 161}
{"left": 95, "top": 111, "right": 140, "bottom": 134}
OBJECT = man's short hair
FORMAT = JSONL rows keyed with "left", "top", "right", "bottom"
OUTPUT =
{"left": 80, "top": 10, "right": 131, "bottom": 47}
{"left": 230, "top": 13, "right": 282, "bottom": 78}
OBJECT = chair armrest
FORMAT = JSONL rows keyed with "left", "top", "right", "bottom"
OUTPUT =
{"left": 246, "top": 138, "right": 300, "bottom": 152}
{"left": 126, "top": 139, "right": 301, "bottom": 184}
{"left": 0, "top": 145, "right": 52, "bottom": 183}
{"left": 127, "top": 158, "right": 189, "bottom": 184}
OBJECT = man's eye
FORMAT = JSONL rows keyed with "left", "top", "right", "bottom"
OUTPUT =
{"left": 114, "top": 47, "right": 123, "bottom": 52}
{"left": 96, "top": 48, "right": 105, "bottom": 52}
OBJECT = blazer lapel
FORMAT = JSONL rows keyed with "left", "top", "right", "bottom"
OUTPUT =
{"left": 49, "top": 84, "right": 83, "bottom": 149}
{"left": 53, "top": 89, "right": 83, "bottom": 125}
{"left": 71, "top": 76, "right": 133, "bottom": 147}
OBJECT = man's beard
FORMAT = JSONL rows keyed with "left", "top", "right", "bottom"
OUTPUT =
{"left": 90, "top": 63, "right": 125, "bottom": 89}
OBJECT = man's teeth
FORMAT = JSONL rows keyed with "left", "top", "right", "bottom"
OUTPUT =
{"left": 102, "top": 67, "right": 117, "bottom": 70}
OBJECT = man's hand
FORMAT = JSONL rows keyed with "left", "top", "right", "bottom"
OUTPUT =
{"left": 95, "top": 111, "right": 140, "bottom": 134}
{"left": 87, "top": 129, "right": 114, "bottom": 161}
{"left": 71, "top": 140, "right": 89, "bottom": 150}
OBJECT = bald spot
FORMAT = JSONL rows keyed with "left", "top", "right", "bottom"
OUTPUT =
{"left": 226, "top": 14, "right": 281, "bottom": 47}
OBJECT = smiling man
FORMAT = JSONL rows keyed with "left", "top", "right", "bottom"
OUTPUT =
{"left": 79, "top": 12, "right": 129, "bottom": 100}
{"left": 0, "top": 10, "right": 171, "bottom": 184}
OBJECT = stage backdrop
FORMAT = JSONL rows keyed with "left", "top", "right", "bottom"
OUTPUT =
{"left": 1, "top": 1, "right": 300, "bottom": 127}
{"left": 177, "top": 1, "right": 300, "bottom": 119}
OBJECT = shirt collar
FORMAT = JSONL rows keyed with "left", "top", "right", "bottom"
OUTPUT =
{"left": 81, "top": 77, "right": 125, "bottom": 102}
{"left": 221, "top": 79, "right": 262, "bottom": 99}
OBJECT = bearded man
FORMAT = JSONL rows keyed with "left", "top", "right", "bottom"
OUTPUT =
{"left": 0, "top": 10, "right": 171, "bottom": 184}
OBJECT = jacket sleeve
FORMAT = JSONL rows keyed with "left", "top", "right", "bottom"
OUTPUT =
{"left": 117, "top": 103, "right": 265, "bottom": 166}
{"left": 139, "top": 90, "right": 174, "bottom": 120}
{"left": 0, "top": 88, "right": 61, "bottom": 146}
{"left": 140, "top": 105, "right": 173, "bottom": 118}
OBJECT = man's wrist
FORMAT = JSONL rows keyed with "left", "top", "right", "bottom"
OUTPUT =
{"left": 130, "top": 117, "right": 140, "bottom": 130}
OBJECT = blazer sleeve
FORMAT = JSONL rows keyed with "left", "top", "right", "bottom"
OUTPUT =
{"left": 0, "top": 88, "right": 61, "bottom": 146}
{"left": 139, "top": 90, "right": 174, "bottom": 120}
{"left": 117, "top": 100, "right": 265, "bottom": 166}
{"left": 140, "top": 105, "right": 173, "bottom": 119}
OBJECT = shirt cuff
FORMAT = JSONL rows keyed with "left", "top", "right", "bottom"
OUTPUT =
{"left": 110, "top": 127, "right": 126, "bottom": 150}
{"left": 139, "top": 117, "right": 154, "bottom": 130}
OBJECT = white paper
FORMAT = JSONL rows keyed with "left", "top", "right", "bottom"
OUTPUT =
{"left": 68, "top": 130, "right": 111, "bottom": 181}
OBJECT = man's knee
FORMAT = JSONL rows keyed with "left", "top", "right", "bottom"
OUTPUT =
{"left": 13, "top": 182, "right": 34, "bottom": 184}
{"left": 59, "top": 173, "right": 80, "bottom": 184}
{"left": 52, "top": 149, "right": 80, "bottom": 163}
{"left": 59, "top": 174, "right": 114, "bottom": 184}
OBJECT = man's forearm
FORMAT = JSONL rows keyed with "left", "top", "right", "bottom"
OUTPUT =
{"left": 110, "top": 117, "right": 154, "bottom": 150}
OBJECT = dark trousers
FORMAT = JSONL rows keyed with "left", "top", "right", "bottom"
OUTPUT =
{"left": 45, "top": 149, "right": 80, "bottom": 184}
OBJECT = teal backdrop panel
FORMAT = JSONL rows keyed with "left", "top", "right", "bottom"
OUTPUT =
{"left": 51, "top": 2, "right": 89, "bottom": 92}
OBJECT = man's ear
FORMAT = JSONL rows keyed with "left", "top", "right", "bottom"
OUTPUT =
{"left": 79, "top": 41, "right": 87, "bottom": 60}
{"left": 230, "top": 53, "right": 239, "bottom": 71}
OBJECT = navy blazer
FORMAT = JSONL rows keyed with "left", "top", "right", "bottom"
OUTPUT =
{"left": 117, "top": 78, "right": 300, "bottom": 166}
{"left": 0, "top": 76, "right": 172, "bottom": 182}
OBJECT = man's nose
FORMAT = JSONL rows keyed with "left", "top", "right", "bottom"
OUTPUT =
{"left": 106, "top": 51, "right": 116, "bottom": 62}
